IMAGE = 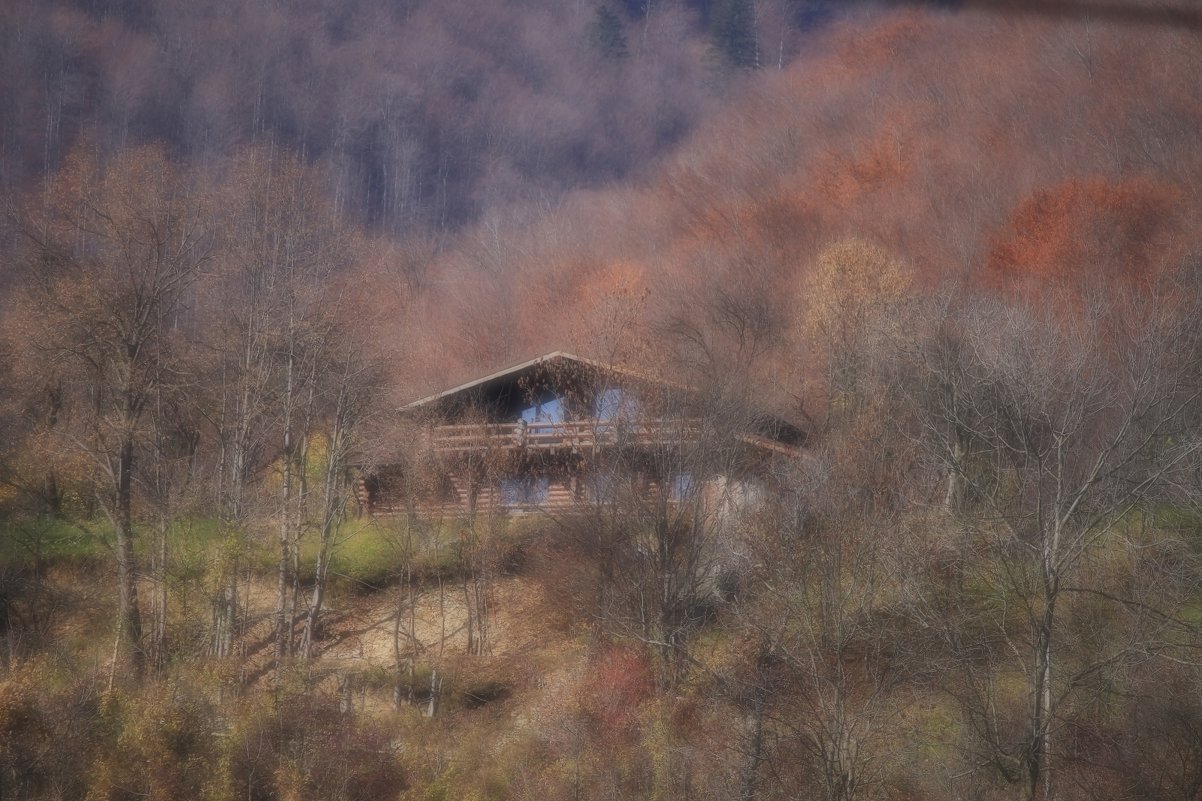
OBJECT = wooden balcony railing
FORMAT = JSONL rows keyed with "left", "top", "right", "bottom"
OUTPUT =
{"left": 426, "top": 418, "right": 702, "bottom": 454}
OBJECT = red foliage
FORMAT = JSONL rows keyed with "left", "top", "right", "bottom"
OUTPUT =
{"left": 580, "top": 645, "right": 653, "bottom": 739}
{"left": 987, "top": 177, "right": 1184, "bottom": 290}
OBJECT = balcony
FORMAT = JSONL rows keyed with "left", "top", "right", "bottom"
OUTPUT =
{"left": 425, "top": 418, "right": 702, "bottom": 455}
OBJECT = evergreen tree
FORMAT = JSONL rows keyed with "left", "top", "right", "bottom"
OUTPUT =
{"left": 589, "top": 5, "right": 629, "bottom": 60}
{"left": 712, "top": 0, "right": 759, "bottom": 70}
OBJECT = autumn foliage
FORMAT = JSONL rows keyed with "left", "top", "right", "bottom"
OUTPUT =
{"left": 2, "top": 2, "right": 1202, "bottom": 801}
{"left": 988, "top": 177, "right": 1183, "bottom": 283}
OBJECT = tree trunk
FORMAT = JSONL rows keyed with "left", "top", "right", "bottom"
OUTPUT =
{"left": 392, "top": 557, "right": 417, "bottom": 709}
{"left": 945, "top": 434, "right": 965, "bottom": 512}
{"left": 1029, "top": 591, "right": 1056, "bottom": 801}
{"left": 426, "top": 669, "right": 441, "bottom": 718}
{"left": 462, "top": 569, "right": 475, "bottom": 656}
{"left": 150, "top": 511, "right": 168, "bottom": 676}
{"left": 301, "top": 391, "right": 348, "bottom": 660}
{"left": 300, "top": 547, "right": 328, "bottom": 660}
{"left": 115, "top": 436, "right": 144, "bottom": 680}
{"left": 739, "top": 680, "right": 768, "bottom": 801}
{"left": 275, "top": 354, "right": 294, "bottom": 661}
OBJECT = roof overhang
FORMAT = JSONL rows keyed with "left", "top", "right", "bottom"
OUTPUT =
{"left": 399, "top": 350, "right": 679, "bottom": 412}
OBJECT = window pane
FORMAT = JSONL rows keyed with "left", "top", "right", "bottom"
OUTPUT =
{"left": 520, "top": 394, "right": 566, "bottom": 424}
{"left": 595, "top": 388, "right": 637, "bottom": 421}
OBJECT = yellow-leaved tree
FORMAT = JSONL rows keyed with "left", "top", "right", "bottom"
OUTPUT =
{"left": 802, "top": 238, "right": 914, "bottom": 421}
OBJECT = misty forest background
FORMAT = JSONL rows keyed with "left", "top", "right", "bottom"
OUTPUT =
{"left": 4, "top": 1, "right": 1202, "bottom": 800}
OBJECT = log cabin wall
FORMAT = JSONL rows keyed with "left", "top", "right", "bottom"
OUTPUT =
{"left": 358, "top": 460, "right": 763, "bottom": 520}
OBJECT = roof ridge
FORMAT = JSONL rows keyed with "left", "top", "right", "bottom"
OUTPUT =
{"left": 400, "top": 349, "right": 662, "bottom": 411}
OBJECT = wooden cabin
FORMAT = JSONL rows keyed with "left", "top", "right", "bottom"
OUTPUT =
{"left": 359, "top": 351, "right": 805, "bottom": 519}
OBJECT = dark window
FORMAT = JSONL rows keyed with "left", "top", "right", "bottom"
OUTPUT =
{"left": 500, "top": 475, "right": 550, "bottom": 507}
{"left": 670, "top": 473, "right": 695, "bottom": 501}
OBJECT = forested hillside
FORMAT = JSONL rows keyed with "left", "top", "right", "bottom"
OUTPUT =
{"left": 0, "top": 0, "right": 824, "bottom": 234}
{"left": 3, "top": 2, "right": 1202, "bottom": 800}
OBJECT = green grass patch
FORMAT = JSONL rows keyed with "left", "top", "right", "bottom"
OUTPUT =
{"left": 1178, "top": 596, "right": 1202, "bottom": 626}
{"left": 306, "top": 514, "right": 543, "bottom": 593}
{"left": 1, "top": 510, "right": 542, "bottom": 595}
{"left": 299, "top": 516, "right": 468, "bottom": 592}
{"left": 1152, "top": 504, "right": 1202, "bottom": 532}
{"left": 908, "top": 695, "right": 963, "bottom": 762}
{"left": 0, "top": 517, "right": 105, "bottom": 566}
{"left": 321, "top": 519, "right": 407, "bottom": 591}
{"left": 0, "top": 516, "right": 236, "bottom": 570}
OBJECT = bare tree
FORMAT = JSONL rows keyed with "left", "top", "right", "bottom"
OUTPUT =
{"left": 905, "top": 281, "right": 1202, "bottom": 800}
{"left": 735, "top": 450, "right": 911, "bottom": 801}
{"left": 299, "top": 337, "right": 378, "bottom": 660}
{"left": 551, "top": 279, "right": 790, "bottom": 689}
{"left": 726, "top": 271, "right": 919, "bottom": 801}
{"left": 10, "top": 145, "right": 211, "bottom": 680}
{"left": 209, "top": 145, "right": 359, "bottom": 663}
{"left": 142, "top": 370, "right": 203, "bottom": 676}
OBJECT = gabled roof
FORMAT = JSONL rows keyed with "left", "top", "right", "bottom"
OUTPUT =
{"left": 399, "top": 349, "right": 808, "bottom": 455}
{"left": 400, "top": 350, "right": 674, "bottom": 412}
